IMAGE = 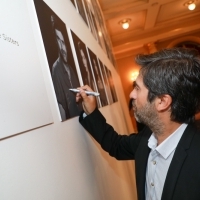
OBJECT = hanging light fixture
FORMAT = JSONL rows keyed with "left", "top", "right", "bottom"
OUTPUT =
{"left": 118, "top": 19, "right": 131, "bottom": 29}
{"left": 184, "top": 0, "right": 198, "bottom": 10}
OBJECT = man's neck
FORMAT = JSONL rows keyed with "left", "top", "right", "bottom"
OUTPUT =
{"left": 154, "top": 121, "right": 182, "bottom": 145}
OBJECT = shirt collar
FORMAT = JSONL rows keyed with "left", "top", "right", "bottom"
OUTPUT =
{"left": 148, "top": 123, "right": 188, "bottom": 159}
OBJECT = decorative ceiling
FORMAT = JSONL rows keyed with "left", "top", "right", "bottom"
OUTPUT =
{"left": 98, "top": 0, "right": 200, "bottom": 59}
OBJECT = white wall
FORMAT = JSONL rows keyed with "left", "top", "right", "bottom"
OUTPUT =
{"left": 0, "top": 0, "right": 137, "bottom": 199}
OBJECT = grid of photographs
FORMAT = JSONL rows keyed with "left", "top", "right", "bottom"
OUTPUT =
{"left": 34, "top": 0, "right": 118, "bottom": 121}
{"left": 71, "top": 0, "right": 116, "bottom": 67}
{"left": 75, "top": 0, "right": 88, "bottom": 26}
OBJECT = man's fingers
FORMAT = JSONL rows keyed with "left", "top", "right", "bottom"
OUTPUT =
{"left": 75, "top": 92, "right": 82, "bottom": 102}
{"left": 75, "top": 96, "right": 82, "bottom": 102}
{"left": 79, "top": 89, "right": 88, "bottom": 99}
{"left": 77, "top": 85, "right": 93, "bottom": 92}
{"left": 76, "top": 85, "right": 97, "bottom": 114}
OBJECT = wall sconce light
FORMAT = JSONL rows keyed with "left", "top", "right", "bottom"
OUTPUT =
{"left": 184, "top": 0, "right": 198, "bottom": 10}
{"left": 118, "top": 18, "right": 131, "bottom": 29}
{"left": 130, "top": 72, "right": 139, "bottom": 81}
{"left": 98, "top": 31, "right": 102, "bottom": 37}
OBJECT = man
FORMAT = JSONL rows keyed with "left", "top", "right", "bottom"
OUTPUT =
{"left": 51, "top": 15, "right": 81, "bottom": 120}
{"left": 76, "top": 48, "right": 200, "bottom": 200}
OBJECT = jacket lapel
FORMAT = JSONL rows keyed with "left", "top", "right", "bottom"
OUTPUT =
{"left": 136, "top": 128, "right": 151, "bottom": 200}
{"left": 161, "top": 123, "right": 196, "bottom": 200}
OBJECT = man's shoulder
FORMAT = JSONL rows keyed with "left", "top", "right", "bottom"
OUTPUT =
{"left": 179, "top": 123, "right": 200, "bottom": 150}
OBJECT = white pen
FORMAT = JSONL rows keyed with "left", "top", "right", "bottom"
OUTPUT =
{"left": 69, "top": 88, "right": 100, "bottom": 97}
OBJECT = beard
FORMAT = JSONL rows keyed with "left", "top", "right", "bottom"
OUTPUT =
{"left": 133, "top": 100, "right": 163, "bottom": 134}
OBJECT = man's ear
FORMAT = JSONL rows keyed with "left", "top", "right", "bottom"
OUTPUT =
{"left": 155, "top": 94, "right": 172, "bottom": 111}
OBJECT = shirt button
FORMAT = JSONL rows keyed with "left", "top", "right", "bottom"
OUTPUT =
{"left": 152, "top": 161, "right": 156, "bottom": 165}
{"left": 151, "top": 182, "right": 154, "bottom": 187}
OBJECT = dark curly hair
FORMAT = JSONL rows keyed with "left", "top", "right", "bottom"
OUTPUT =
{"left": 135, "top": 48, "right": 200, "bottom": 123}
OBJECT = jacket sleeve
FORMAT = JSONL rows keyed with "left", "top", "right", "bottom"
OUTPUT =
{"left": 79, "top": 108, "right": 148, "bottom": 160}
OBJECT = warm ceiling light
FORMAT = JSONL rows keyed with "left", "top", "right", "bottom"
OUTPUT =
{"left": 184, "top": 0, "right": 198, "bottom": 10}
{"left": 188, "top": 3, "right": 196, "bottom": 10}
{"left": 118, "top": 19, "right": 131, "bottom": 29}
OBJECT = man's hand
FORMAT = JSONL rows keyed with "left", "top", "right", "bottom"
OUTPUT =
{"left": 76, "top": 85, "right": 97, "bottom": 115}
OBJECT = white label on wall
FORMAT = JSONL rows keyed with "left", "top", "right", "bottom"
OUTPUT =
{"left": 0, "top": 0, "right": 53, "bottom": 139}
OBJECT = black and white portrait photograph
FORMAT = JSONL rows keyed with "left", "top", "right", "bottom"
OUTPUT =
{"left": 34, "top": 0, "right": 82, "bottom": 121}
{"left": 87, "top": 48, "right": 108, "bottom": 107}
{"left": 89, "top": 0, "right": 107, "bottom": 49}
{"left": 75, "top": 0, "right": 88, "bottom": 26}
{"left": 82, "top": 0, "right": 98, "bottom": 41}
{"left": 71, "top": 31, "right": 95, "bottom": 90}
{"left": 98, "top": 60, "right": 113, "bottom": 104}
{"left": 105, "top": 67, "right": 118, "bottom": 103}
{"left": 89, "top": 0, "right": 116, "bottom": 66}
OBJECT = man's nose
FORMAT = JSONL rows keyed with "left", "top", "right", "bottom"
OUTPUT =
{"left": 129, "top": 90, "right": 134, "bottom": 99}
{"left": 129, "top": 89, "right": 136, "bottom": 99}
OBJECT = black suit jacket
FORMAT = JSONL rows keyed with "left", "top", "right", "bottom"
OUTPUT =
{"left": 79, "top": 109, "right": 200, "bottom": 200}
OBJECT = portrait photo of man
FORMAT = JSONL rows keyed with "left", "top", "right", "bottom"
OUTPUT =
{"left": 98, "top": 60, "right": 113, "bottom": 104}
{"left": 34, "top": 0, "right": 82, "bottom": 121}
{"left": 74, "top": 0, "right": 88, "bottom": 26}
{"left": 71, "top": 31, "right": 95, "bottom": 90}
{"left": 105, "top": 68, "right": 118, "bottom": 103}
{"left": 87, "top": 48, "right": 108, "bottom": 107}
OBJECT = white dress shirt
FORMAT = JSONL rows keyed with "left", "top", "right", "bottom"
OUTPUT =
{"left": 145, "top": 123, "right": 188, "bottom": 200}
